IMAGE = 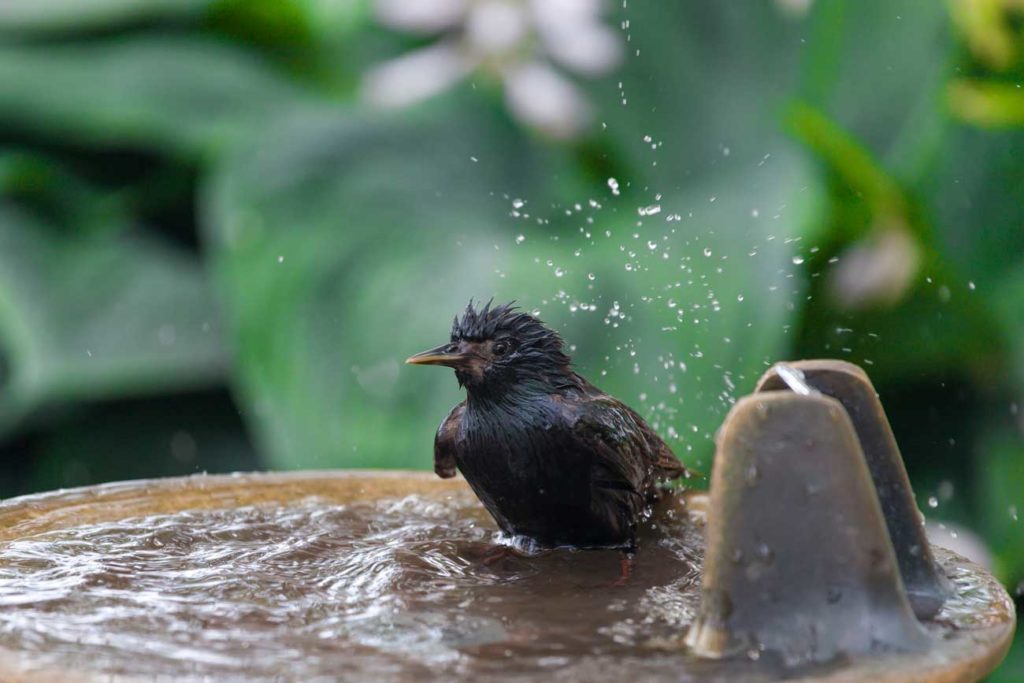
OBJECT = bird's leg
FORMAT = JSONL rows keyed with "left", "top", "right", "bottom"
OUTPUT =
{"left": 611, "top": 550, "right": 636, "bottom": 587}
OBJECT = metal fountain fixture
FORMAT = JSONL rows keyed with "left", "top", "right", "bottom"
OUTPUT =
{"left": 689, "top": 360, "right": 960, "bottom": 664}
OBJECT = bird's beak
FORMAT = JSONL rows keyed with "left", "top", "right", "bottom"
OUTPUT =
{"left": 405, "top": 343, "right": 465, "bottom": 368}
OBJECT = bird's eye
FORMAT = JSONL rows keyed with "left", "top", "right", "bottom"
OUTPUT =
{"left": 493, "top": 341, "right": 510, "bottom": 356}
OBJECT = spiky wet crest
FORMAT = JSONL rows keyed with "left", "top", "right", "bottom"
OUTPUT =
{"left": 451, "top": 299, "right": 577, "bottom": 395}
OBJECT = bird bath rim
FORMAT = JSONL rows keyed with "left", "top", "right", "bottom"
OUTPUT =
{"left": 0, "top": 469, "right": 1014, "bottom": 683}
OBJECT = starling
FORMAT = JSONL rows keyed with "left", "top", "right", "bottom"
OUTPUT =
{"left": 406, "top": 300, "right": 689, "bottom": 576}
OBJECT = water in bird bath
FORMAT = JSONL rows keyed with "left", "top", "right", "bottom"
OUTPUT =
{"left": 0, "top": 488, "right": 714, "bottom": 681}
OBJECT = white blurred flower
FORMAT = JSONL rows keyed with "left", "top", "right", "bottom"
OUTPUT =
{"left": 465, "top": 1, "right": 530, "bottom": 54}
{"left": 775, "top": 0, "right": 813, "bottom": 17}
{"left": 504, "top": 62, "right": 593, "bottom": 140}
{"left": 362, "top": 41, "right": 473, "bottom": 108}
{"left": 374, "top": 0, "right": 468, "bottom": 33}
{"left": 530, "top": 0, "right": 622, "bottom": 76}
{"left": 829, "top": 226, "right": 921, "bottom": 310}
{"left": 362, "top": 0, "right": 622, "bottom": 139}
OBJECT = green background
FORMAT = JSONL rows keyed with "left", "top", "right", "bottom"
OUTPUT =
{"left": 0, "top": 0, "right": 1020, "bottom": 677}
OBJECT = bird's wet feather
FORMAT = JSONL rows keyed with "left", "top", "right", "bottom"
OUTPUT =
{"left": 417, "top": 300, "right": 689, "bottom": 550}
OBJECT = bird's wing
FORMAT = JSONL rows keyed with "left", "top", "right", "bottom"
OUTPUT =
{"left": 434, "top": 402, "right": 465, "bottom": 479}
{"left": 573, "top": 394, "right": 688, "bottom": 486}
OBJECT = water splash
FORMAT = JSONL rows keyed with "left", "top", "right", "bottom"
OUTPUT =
{"left": 771, "top": 363, "right": 815, "bottom": 396}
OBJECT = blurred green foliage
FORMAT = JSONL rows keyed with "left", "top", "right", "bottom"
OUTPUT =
{"left": 0, "top": 0, "right": 1021, "bottom": 677}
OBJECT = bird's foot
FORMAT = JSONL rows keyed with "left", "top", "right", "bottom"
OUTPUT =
{"left": 610, "top": 551, "right": 636, "bottom": 588}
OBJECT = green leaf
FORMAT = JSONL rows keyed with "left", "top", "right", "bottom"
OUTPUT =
{"left": 948, "top": 79, "right": 1024, "bottom": 128}
{"left": 0, "top": 0, "right": 211, "bottom": 34}
{"left": 0, "top": 151, "right": 131, "bottom": 237}
{"left": 787, "top": 103, "right": 908, "bottom": 223}
{"left": 587, "top": 2, "right": 806, "bottom": 186}
{"left": 787, "top": 103, "right": 1007, "bottom": 384}
{"left": 922, "top": 126, "right": 1024, "bottom": 287}
{"left": 989, "top": 265, "right": 1024, "bottom": 386}
{"left": 916, "top": 125, "right": 1024, "bottom": 385}
{"left": 205, "top": 0, "right": 315, "bottom": 54}
{"left": 798, "top": 0, "right": 953, "bottom": 167}
{"left": 21, "top": 391, "right": 258, "bottom": 496}
{"left": 0, "top": 36, "right": 317, "bottom": 157}
{"left": 949, "top": 0, "right": 1020, "bottom": 72}
{"left": 975, "top": 428, "right": 1024, "bottom": 585}
{"left": 0, "top": 205, "right": 227, "bottom": 434}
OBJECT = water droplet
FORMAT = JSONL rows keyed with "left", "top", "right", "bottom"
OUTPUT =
{"left": 515, "top": 234, "right": 525, "bottom": 244}
{"left": 792, "top": 256, "right": 804, "bottom": 265}
{"left": 587, "top": 272, "right": 596, "bottom": 281}
{"left": 277, "top": 255, "right": 285, "bottom": 263}
{"left": 554, "top": 267, "right": 565, "bottom": 278}
{"left": 703, "top": 247, "right": 712, "bottom": 257}
{"left": 927, "top": 496, "right": 938, "bottom": 509}
{"left": 968, "top": 280, "right": 976, "bottom": 291}
{"left": 607, "top": 178, "right": 620, "bottom": 196}
{"left": 512, "top": 198, "right": 525, "bottom": 209}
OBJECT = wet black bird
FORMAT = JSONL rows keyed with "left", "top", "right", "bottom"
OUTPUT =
{"left": 406, "top": 300, "right": 689, "bottom": 576}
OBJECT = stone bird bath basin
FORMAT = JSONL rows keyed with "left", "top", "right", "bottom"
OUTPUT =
{"left": 0, "top": 361, "right": 1014, "bottom": 682}
{"left": 0, "top": 471, "right": 1009, "bottom": 682}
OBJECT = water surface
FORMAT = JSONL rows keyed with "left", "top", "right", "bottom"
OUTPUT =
{"left": 0, "top": 492, "right": 709, "bottom": 681}
{"left": 0, "top": 488, "right": 1008, "bottom": 682}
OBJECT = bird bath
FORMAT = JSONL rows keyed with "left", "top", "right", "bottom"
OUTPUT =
{"left": 0, "top": 469, "right": 1013, "bottom": 682}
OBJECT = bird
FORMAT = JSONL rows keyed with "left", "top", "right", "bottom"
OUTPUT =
{"left": 406, "top": 300, "right": 690, "bottom": 582}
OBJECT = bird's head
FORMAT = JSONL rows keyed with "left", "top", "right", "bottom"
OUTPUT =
{"left": 406, "top": 300, "right": 573, "bottom": 395}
